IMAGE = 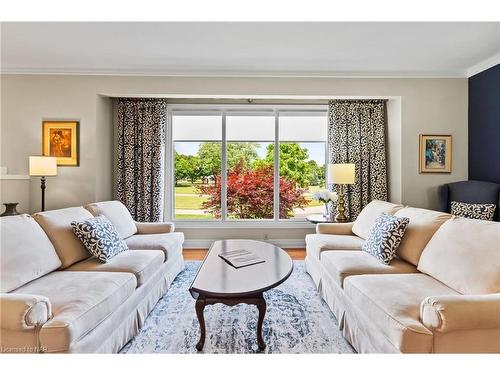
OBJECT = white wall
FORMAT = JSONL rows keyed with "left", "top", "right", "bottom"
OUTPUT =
{"left": 386, "top": 98, "right": 402, "bottom": 204}
{"left": 0, "top": 75, "right": 468, "bottom": 244}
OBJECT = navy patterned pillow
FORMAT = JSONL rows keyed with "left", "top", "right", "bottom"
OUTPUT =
{"left": 71, "top": 215, "right": 128, "bottom": 263}
{"left": 362, "top": 213, "right": 410, "bottom": 265}
{"left": 450, "top": 201, "right": 496, "bottom": 221}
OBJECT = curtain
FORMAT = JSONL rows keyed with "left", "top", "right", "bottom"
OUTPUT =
{"left": 328, "top": 100, "right": 388, "bottom": 221}
{"left": 115, "top": 98, "right": 167, "bottom": 222}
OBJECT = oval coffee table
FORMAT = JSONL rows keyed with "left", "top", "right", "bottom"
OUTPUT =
{"left": 189, "top": 239, "right": 293, "bottom": 351}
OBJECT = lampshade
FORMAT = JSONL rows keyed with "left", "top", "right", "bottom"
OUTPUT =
{"left": 29, "top": 156, "right": 57, "bottom": 177}
{"left": 328, "top": 163, "right": 355, "bottom": 184}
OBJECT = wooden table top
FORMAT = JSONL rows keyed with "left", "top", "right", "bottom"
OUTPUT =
{"left": 189, "top": 239, "right": 293, "bottom": 299}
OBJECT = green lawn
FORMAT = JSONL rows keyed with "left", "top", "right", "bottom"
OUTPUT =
{"left": 306, "top": 199, "right": 323, "bottom": 208}
{"left": 174, "top": 183, "right": 324, "bottom": 212}
{"left": 304, "top": 185, "right": 323, "bottom": 207}
{"left": 306, "top": 185, "right": 324, "bottom": 194}
{"left": 175, "top": 213, "right": 213, "bottom": 220}
{"left": 174, "top": 194, "right": 207, "bottom": 209}
{"left": 175, "top": 184, "right": 200, "bottom": 194}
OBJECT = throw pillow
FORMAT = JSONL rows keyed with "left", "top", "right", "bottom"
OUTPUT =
{"left": 362, "top": 213, "right": 410, "bottom": 264}
{"left": 71, "top": 215, "right": 128, "bottom": 263}
{"left": 450, "top": 201, "right": 496, "bottom": 221}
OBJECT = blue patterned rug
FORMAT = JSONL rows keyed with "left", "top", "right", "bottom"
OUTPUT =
{"left": 121, "top": 261, "right": 355, "bottom": 354}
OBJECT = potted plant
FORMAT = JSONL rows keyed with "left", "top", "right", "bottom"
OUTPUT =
{"left": 312, "top": 190, "right": 338, "bottom": 220}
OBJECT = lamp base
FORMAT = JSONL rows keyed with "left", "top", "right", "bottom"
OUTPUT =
{"left": 41, "top": 176, "right": 46, "bottom": 212}
{"left": 335, "top": 184, "right": 348, "bottom": 223}
{"left": 0, "top": 202, "right": 20, "bottom": 217}
{"left": 335, "top": 212, "right": 348, "bottom": 223}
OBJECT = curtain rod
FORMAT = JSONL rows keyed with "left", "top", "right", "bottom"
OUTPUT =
{"left": 328, "top": 99, "right": 388, "bottom": 103}
{"left": 112, "top": 98, "right": 390, "bottom": 104}
{"left": 113, "top": 98, "right": 330, "bottom": 105}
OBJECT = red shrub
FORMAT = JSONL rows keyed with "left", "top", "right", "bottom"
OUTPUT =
{"left": 197, "top": 161, "right": 307, "bottom": 219}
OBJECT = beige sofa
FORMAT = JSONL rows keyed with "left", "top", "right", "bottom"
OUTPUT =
{"left": 306, "top": 200, "right": 500, "bottom": 353}
{"left": 0, "top": 201, "right": 184, "bottom": 353}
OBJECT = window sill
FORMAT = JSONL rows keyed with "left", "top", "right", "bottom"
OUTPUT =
{"left": 173, "top": 220, "right": 316, "bottom": 229}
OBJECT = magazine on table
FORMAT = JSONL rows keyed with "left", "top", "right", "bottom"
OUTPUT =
{"left": 218, "top": 249, "right": 266, "bottom": 268}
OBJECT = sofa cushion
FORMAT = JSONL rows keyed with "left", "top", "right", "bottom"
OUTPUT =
{"left": 85, "top": 201, "right": 137, "bottom": 239}
{"left": 344, "top": 274, "right": 459, "bottom": 353}
{"left": 362, "top": 214, "right": 409, "bottom": 264}
{"left": 33, "top": 207, "right": 94, "bottom": 268}
{"left": 321, "top": 251, "right": 418, "bottom": 288}
{"left": 66, "top": 250, "right": 164, "bottom": 287}
{"left": 125, "top": 232, "right": 184, "bottom": 262}
{"left": 305, "top": 233, "right": 364, "bottom": 260}
{"left": 418, "top": 217, "right": 500, "bottom": 294}
{"left": 395, "top": 207, "right": 452, "bottom": 266}
{"left": 450, "top": 201, "right": 496, "bottom": 221}
{"left": 0, "top": 215, "right": 62, "bottom": 292}
{"left": 352, "top": 200, "right": 404, "bottom": 239}
{"left": 71, "top": 216, "right": 128, "bottom": 263}
{"left": 14, "top": 271, "right": 136, "bottom": 353}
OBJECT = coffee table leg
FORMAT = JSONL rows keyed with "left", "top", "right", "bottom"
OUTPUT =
{"left": 195, "top": 297, "right": 206, "bottom": 351}
{"left": 256, "top": 296, "right": 267, "bottom": 351}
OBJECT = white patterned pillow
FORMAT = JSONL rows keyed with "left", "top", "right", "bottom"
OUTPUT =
{"left": 71, "top": 215, "right": 128, "bottom": 263}
{"left": 450, "top": 201, "right": 496, "bottom": 221}
{"left": 362, "top": 213, "right": 410, "bottom": 264}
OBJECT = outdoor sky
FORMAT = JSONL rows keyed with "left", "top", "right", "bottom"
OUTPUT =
{"left": 175, "top": 142, "right": 326, "bottom": 165}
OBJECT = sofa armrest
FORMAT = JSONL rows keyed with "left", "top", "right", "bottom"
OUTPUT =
{"left": 316, "top": 222, "right": 354, "bottom": 235}
{"left": 437, "top": 184, "right": 450, "bottom": 213}
{"left": 0, "top": 293, "right": 52, "bottom": 330}
{"left": 421, "top": 294, "right": 500, "bottom": 333}
{"left": 134, "top": 221, "right": 175, "bottom": 234}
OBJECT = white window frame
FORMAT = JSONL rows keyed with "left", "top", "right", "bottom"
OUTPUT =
{"left": 166, "top": 104, "right": 328, "bottom": 228}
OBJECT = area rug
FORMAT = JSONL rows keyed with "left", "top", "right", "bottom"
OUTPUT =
{"left": 121, "top": 261, "right": 355, "bottom": 354}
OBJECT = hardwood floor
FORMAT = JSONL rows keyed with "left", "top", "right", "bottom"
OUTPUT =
{"left": 183, "top": 249, "right": 208, "bottom": 261}
{"left": 183, "top": 248, "right": 306, "bottom": 261}
{"left": 282, "top": 248, "right": 306, "bottom": 260}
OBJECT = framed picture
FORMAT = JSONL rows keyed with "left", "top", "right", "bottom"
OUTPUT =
{"left": 419, "top": 134, "right": 452, "bottom": 173}
{"left": 42, "top": 121, "right": 79, "bottom": 166}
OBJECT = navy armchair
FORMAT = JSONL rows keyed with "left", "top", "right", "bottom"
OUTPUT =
{"left": 437, "top": 180, "right": 500, "bottom": 221}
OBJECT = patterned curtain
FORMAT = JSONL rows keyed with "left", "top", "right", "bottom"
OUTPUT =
{"left": 115, "top": 98, "right": 167, "bottom": 222}
{"left": 328, "top": 100, "right": 388, "bottom": 221}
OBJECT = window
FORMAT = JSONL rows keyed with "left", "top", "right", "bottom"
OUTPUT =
{"left": 172, "top": 114, "right": 222, "bottom": 220}
{"left": 226, "top": 114, "right": 275, "bottom": 219}
{"left": 279, "top": 113, "right": 327, "bottom": 219}
{"left": 169, "top": 105, "right": 327, "bottom": 223}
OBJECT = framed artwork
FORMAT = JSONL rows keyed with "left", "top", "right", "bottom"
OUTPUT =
{"left": 419, "top": 134, "right": 452, "bottom": 173}
{"left": 42, "top": 121, "right": 79, "bottom": 166}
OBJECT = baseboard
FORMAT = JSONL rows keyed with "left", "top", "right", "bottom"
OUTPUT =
{"left": 183, "top": 239, "right": 306, "bottom": 249}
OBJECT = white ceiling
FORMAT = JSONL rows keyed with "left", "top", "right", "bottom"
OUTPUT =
{"left": 1, "top": 22, "right": 499, "bottom": 77}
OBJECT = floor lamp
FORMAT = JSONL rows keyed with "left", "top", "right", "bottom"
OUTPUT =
{"left": 29, "top": 156, "right": 57, "bottom": 212}
{"left": 328, "top": 163, "right": 356, "bottom": 223}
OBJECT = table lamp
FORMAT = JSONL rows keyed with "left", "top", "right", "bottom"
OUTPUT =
{"left": 29, "top": 156, "right": 57, "bottom": 211}
{"left": 328, "top": 163, "right": 355, "bottom": 223}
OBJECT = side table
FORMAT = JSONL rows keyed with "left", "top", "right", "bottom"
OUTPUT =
{"left": 306, "top": 214, "right": 336, "bottom": 224}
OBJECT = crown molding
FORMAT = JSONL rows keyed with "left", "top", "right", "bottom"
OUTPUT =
{"left": 466, "top": 53, "right": 500, "bottom": 77}
{"left": 0, "top": 66, "right": 468, "bottom": 78}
